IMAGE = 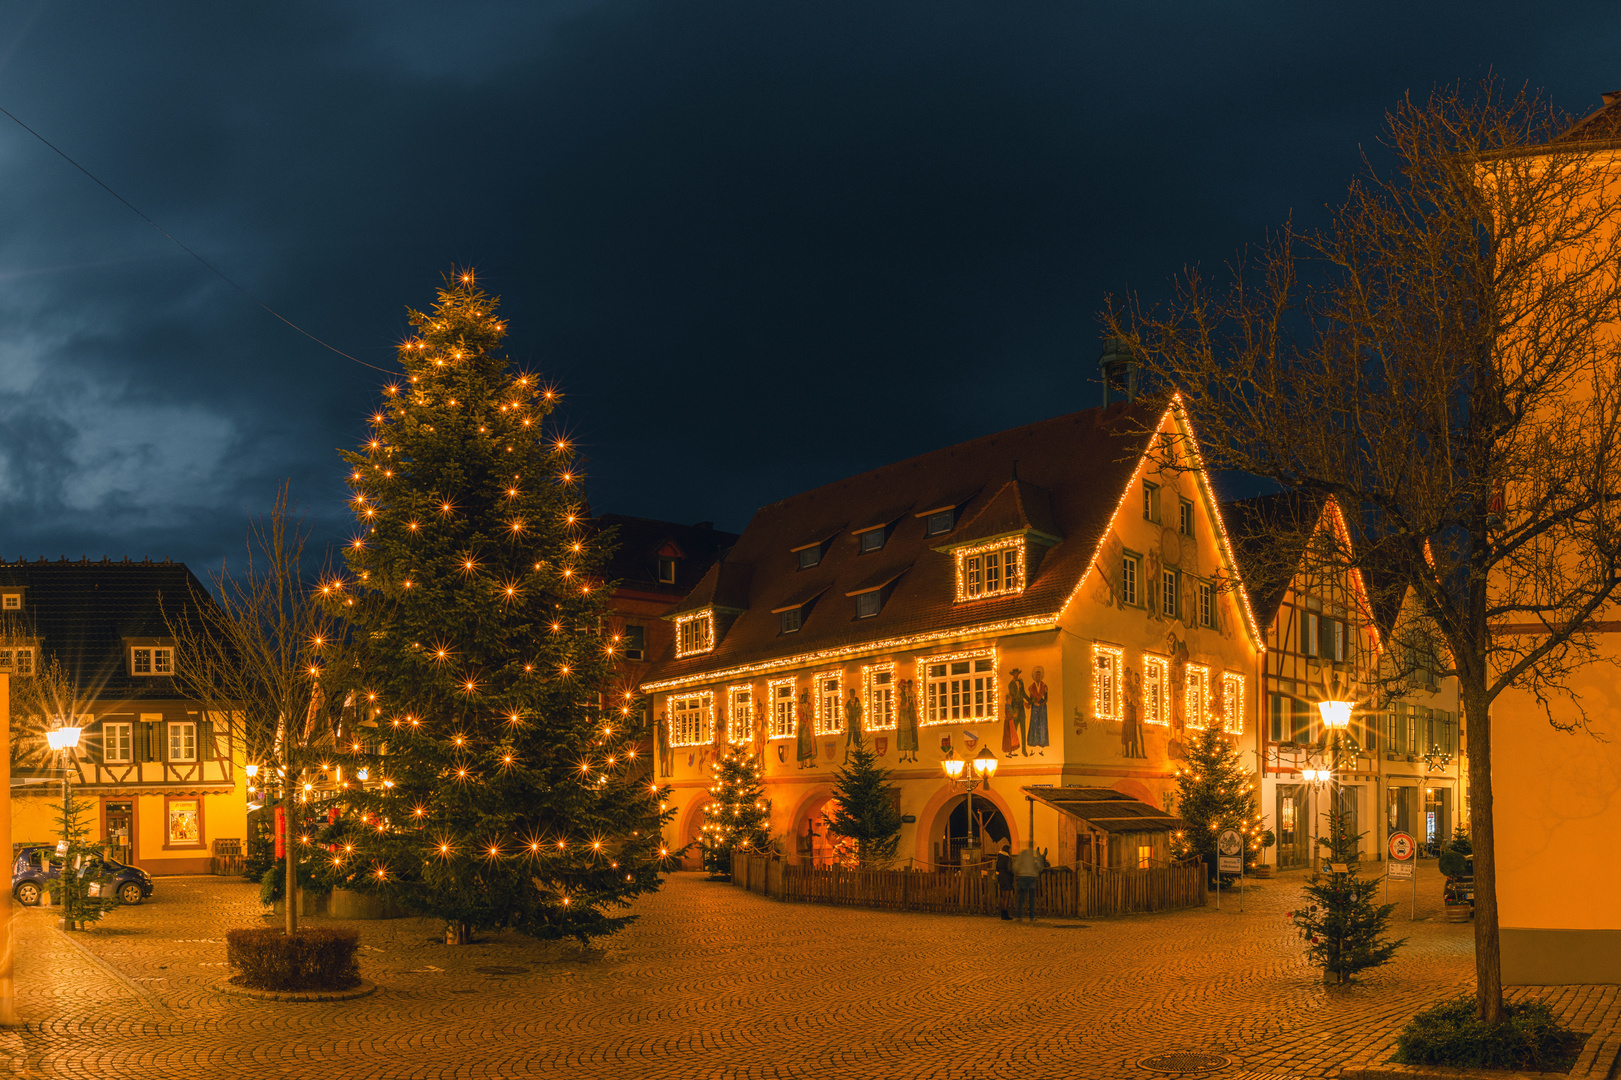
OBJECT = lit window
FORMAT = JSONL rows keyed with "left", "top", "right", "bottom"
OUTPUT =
{"left": 1143, "top": 481, "right": 1160, "bottom": 523}
{"left": 924, "top": 509, "right": 954, "bottom": 537}
{"left": 1093, "top": 644, "right": 1123, "bottom": 720}
{"left": 167, "top": 799, "right": 200, "bottom": 845}
{"left": 1222, "top": 673, "right": 1246, "bottom": 734}
{"left": 864, "top": 665, "right": 896, "bottom": 730}
{"left": 669, "top": 694, "right": 712, "bottom": 746}
{"left": 768, "top": 678, "right": 796, "bottom": 739}
{"left": 957, "top": 541, "right": 1023, "bottom": 600}
{"left": 674, "top": 612, "right": 713, "bottom": 657}
{"left": 855, "top": 591, "right": 882, "bottom": 619}
{"left": 167, "top": 722, "right": 197, "bottom": 763}
{"left": 1185, "top": 663, "right": 1212, "bottom": 730}
{"left": 921, "top": 651, "right": 996, "bottom": 724}
{"left": 1179, "top": 498, "right": 1193, "bottom": 536}
{"left": 103, "top": 722, "right": 133, "bottom": 764}
{"left": 1198, "top": 582, "right": 1214, "bottom": 628}
{"left": 1162, "top": 570, "right": 1179, "bottom": 619}
{"left": 657, "top": 557, "right": 677, "bottom": 584}
{"left": 622, "top": 625, "right": 646, "bottom": 661}
{"left": 1302, "top": 611, "right": 1320, "bottom": 657}
{"left": 0, "top": 647, "right": 34, "bottom": 676}
{"left": 1, "top": 593, "right": 19, "bottom": 610}
{"left": 859, "top": 528, "right": 885, "bottom": 553}
{"left": 1143, "top": 655, "right": 1169, "bottom": 725}
{"left": 780, "top": 608, "right": 802, "bottom": 634}
{"left": 726, "top": 686, "right": 753, "bottom": 744}
{"left": 1122, "top": 554, "right": 1139, "bottom": 606}
{"left": 132, "top": 646, "right": 174, "bottom": 675}
{"left": 814, "top": 673, "right": 843, "bottom": 735}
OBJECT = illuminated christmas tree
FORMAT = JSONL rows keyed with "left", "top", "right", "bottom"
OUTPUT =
{"left": 317, "top": 270, "right": 672, "bottom": 943}
{"left": 1170, "top": 726, "right": 1264, "bottom": 879}
{"left": 698, "top": 744, "right": 770, "bottom": 875}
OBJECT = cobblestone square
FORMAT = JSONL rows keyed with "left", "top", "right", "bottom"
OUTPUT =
{"left": 0, "top": 863, "right": 1611, "bottom": 1079}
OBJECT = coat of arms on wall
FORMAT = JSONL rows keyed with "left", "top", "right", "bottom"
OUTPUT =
{"left": 875, "top": 736, "right": 888, "bottom": 756}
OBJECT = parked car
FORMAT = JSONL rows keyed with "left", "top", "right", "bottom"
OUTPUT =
{"left": 1443, "top": 854, "right": 1474, "bottom": 908}
{"left": 12, "top": 845, "right": 153, "bottom": 906}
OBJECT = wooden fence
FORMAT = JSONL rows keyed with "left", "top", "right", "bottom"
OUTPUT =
{"left": 731, "top": 855, "right": 1205, "bottom": 918}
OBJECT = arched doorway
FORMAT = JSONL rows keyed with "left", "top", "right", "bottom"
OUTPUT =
{"left": 677, "top": 797, "right": 713, "bottom": 871}
{"left": 931, "top": 793, "right": 1010, "bottom": 868}
{"left": 790, "top": 791, "right": 844, "bottom": 867}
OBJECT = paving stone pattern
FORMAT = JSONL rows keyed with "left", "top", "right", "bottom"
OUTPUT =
{"left": 2, "top": 863, "right": 1612, "bottom": 1079}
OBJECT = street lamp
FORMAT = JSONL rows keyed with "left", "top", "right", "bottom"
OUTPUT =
{"left": 941, "top": 748, "right": 998, "bottom": 865}
{"left": 1314, "top": 679, "right": 1358, "bottom": 875}
{"left": 46, "top": 724, "right": 82, "bottom": 931}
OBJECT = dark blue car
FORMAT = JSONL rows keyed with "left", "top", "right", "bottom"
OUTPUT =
{"left": 12, "top": 845, "right": 153, "bottom": 907}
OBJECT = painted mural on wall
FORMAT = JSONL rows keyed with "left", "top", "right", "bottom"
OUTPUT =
{"left": 1027, "top": 666, "right": 1049, "bottom": 754}
{"left": 656, "top": 710, "right": 673, "bottom": 777}
{"left": 796, "top": 688, "right": 816, "bottom": 769}
{"left": 1005, "top": 668, "right": 1027, "bottom": 754}
{"left": 1121, "top": 664, "right": 1146, "bottom": 759}
{"left": 843, "top": 688, "right": 863, "bottom": 763}
{"left": 896, "top": 679, "right": 920, "bottom": 762}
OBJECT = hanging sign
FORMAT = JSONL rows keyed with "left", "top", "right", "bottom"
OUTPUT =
{"left": 1217, "top": 829, "right": 1243, "bottom": 874}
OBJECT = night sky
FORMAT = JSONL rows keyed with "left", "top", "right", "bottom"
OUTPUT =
{"left": 0, "top": 3, "right": 1614, "bottom": 576}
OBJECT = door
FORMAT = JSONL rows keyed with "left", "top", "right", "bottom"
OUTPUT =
{"left": 1276, "top": 785, "right": 1309, "bottom": 869}
{"left": 1424, "top": 788, "right": 1449, "bottom": 853}
{"left": 105, "top": 801, "right": 133, "bottom": 865}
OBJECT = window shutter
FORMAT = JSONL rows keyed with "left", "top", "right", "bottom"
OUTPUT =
{"left": 156, "top": 722, "right": 169, "bottom": 763}
{"left": 137, "top": 723, "right": 153, "bottom": 763}
{"left": 199, "top": 718, "right": 217, "bottom": 759}
{"left": 85, "top": 722, "right": 104, "bottom": 765}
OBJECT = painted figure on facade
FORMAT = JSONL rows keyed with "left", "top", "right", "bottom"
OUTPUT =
{"left": 796, "top": 688, "right": 816, "bottom": 769}
{"left": 1026, "top": 666, "right": 1049, "bottom": 755}
{"left": 843, "top": 687, "right": 864, "bottom": 763}
{"left": 656, "top": 709, "right": 673, "bottom": 777}
{"left": 752, "top": 703, "right": 768, "bottom": 771}
{"left": 1005, "top": 668, "right": 1028, "bottom": 756}
{"left": 1121, "top": 665, "right": 1146, "bottom": 759}
{"left": 895, "top": 678, "right": 920, "bottom": 762}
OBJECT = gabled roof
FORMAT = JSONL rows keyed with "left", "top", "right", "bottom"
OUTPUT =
{"left": 1220, "top": 491, "right": 1328, "bottom": 623}
{"left": 592, "top": 515, "right": 739, "bottom": 597}
{"left": 644, "top": 397, "right": 1217, "bottom": 688}
{"left": 1556, "top": 91, "right": 1621, "bottom": 146}
{"left": 0, "top": 558, "right": 216, "bottom": 702}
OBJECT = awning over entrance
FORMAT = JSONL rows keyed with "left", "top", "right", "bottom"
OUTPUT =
{"left": 1021, "top": 786, "right": 1185, "bottom": 834}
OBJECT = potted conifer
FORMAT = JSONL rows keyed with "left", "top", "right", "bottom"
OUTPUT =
{"left": 1251, "top": 829, "right": 1276, "bottom": 879}
{"left": 1439, "top": 824, "right": 1474, "bottom": 922}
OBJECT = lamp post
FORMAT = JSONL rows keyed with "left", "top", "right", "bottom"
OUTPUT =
{"left": 941, "top": 747, "right": 998, "bottom": 865}
{"left": 1314, "top": 683, "right": 1357, "bottom": 874}
{"left": 45, "top": 724, "right": 82, "bottom": 931}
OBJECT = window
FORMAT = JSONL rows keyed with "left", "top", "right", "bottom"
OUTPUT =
{"left": 958, "top": 541, "right": 1023, "bottom": 600}
{"left": 167, "top": 721, "right": 197, "bottom": 762}
{"left": 1268, "top": 693, "right": 1285, "bottom": 742}
{"left": 1, "top": 592, "right": 19, "bottom": 610}
{"left": 166, "top": 799, "right": 200, "bottom": 846}
{"left": 859, "top": 528, "right": 885, "bottom": 553}
{"left": 1093, "top": 644, "right": 1123, "bottom": 720}
{"left": 726, "top": 685, "right": 753, "bottom": 744}
{"left": 812, "top": 673, "right": 843, "bottom": 735}
{"left": 622, "top": 624, "right": 646, "bottom": 661}
{"left": 1291, "top": 698, "right": 1313, "bottom": 743}
{"left": 1162, "top": 569, "right": 1179, "bottom": 619}
{"left": 132, "top": 646, "right": 174, "bottom": 675}
{"left": 798, "top": 545, "right": 822, "bottom": 570}
{"left": 864, "top": 665, "right": 896, "bottom": 730}
{"left": 1137, "top": 845, "right": 1153, "bottom": 870}
{"left": 0, "top": 647, "right": 33, "bottom": 675}
{"left": 1143, "top": 655, "right": 1169, "bottom": 725}
{"left": 674, "top": 612, "right": 713, "bottom": 657}
{"left": 1184, "top": 663, "right": 1212, "bottom": 730}
{"left": 780, "top": 608, "right": 802, "bottom": 634}
{"left": 855, "top": 591, "right": 882, "bottom": 619}
{"left": 1122, "top": 554, "right": 1139, "bottom": 606}
{"left": 1221, "top": 672, "right": 1246, "bottom": 734}
{"left": 768, "top": 678, "right": 796, "bottom": 739}
{"left": 921, "top": 651, "right": 996, "bottom": 723}
{"left": 1179, "top": 498, "right": 1194, "bottom": 536}
{"left": 103, "top": 722, "right": 133, "bottom": 764}
{"left": 1198, "top": 582, "right": 1214, "bottom": 628}
{"left": 1143, "top": 481, "right": 1160, "bottom": 523}
{"left": 924, "top": 509, "right": 954, "bottom": 537}
{"left": 1302, "top": 612, "right": 1320, "bottom": 657}
{"left": 657, "top": 557, "right": 677, "bottom": 584}
{"left": 669, "top": 694, "right": 711, "bottom": 746}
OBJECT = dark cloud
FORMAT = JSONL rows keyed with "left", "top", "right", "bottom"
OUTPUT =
{"left": 0, "top": 1, "right": 1613, "bottom": 571}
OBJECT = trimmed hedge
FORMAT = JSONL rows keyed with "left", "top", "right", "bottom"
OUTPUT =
{"left": 1394, "top": 996, "right": 1584, "bottom": 1072}
{"left": 226, "top": 927, "right": 361, "bottom": 991}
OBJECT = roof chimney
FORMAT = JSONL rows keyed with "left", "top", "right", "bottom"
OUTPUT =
{"left": 1604, "top": 90, "right": 1620, "bottom": 107}
{"left": 1100, "top": 336, "right": 1139, "bottom": 406}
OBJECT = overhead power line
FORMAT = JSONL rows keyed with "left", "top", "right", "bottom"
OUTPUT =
{"left": 0, "top": 103, "right": 396, "bottom": 375}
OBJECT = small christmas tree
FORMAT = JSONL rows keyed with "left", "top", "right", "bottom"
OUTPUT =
{"left": 52, "top": 792, "right": 115, "bottom": 930}
{"left": 1170, "top": 727, "right": 1264, "bottom": 878}
{"left": 824, "top": 736, "right": 903, "bottom": 868}
{"left": 698, "top": 745, "right": 770, "bottom": 876}
{"left": 1292, "top": 810, "right": 1405, "bottom": 984}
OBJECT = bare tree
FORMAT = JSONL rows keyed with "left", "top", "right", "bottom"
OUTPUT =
{"left": 167, "top": 484, "right": 356, "bottom": 935}
{"left": 1105, "top": 79, "right": 1621, "bottom": 1021}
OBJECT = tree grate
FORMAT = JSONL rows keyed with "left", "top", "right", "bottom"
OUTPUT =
{"left": 1138, "top": 1052, "right": 1232, "bottom": 1074}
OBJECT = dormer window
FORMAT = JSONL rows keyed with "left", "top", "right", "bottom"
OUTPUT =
{"left": 955, "top": 540, "right": 1024, "bottom": 601}
{"left": 132, "top": 646, "right": 174, "bottom": 675}
{"left": 657, "top": 557, "right": 677, "bottom": 584}
{"left": 1, "top": 592, "right": 20, "bottom": 611}
{"left": 0, "top": 647, "right": 34, "bottom": 676}
{"left": 859, "top": 529, "right": 885, "bottom": 553}
{"left": 779, "top": 607, "right": 802, "bottom": 634}
{"left": 674, "top": 612, "right": 714, "bottom": 658}
{"left": 924, "top": 509, "right": 954, "bottom": 537}
{"left": 855, "top": 592, "right": 881, "bottom": 618}
{"left": 798, "top": 547, "right": 821, "bottom": 570}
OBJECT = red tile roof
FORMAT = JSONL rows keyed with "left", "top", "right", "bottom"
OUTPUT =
{"left": 644, "top": 398, "right": 1170, "bottom": 687}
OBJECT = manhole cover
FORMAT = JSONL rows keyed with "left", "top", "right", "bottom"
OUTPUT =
{"left": 474, "top": 965, "right": 529, "bottom": 975}
{"left": 1138, "top": 1052, "right": 1231, "bottom": 1074}
{"left": 1048, "top": 923, "right": 1091, "bottom": 929}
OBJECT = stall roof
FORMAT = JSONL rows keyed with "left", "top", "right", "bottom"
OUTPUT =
{"left": 1022, "top": 787, "right": 1186, "bottom": 834}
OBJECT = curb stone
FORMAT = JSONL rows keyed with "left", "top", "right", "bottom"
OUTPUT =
{"left": 216, "top": 977, "right": 377, "bottom": 1002}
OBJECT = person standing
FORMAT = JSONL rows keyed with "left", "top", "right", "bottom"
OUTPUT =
{"left": 996, "top": 842, "right": 1014, "bottom": 920}
{"left": 1012, "top": 842, "right": 1041, "bottom": 921}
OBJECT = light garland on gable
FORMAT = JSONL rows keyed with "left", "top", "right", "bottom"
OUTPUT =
{"left": 1185, "top": 663, "right": 1212, "bottom": 731}
{"left": 953, "top": 539, "right": 1026, "bottom": 601}
{"left": 726, "top": 684, "right": 754, "bottom": 744}
{"left": 863, "top": 662, "right": 897, "bottom": 730}
{"left": 673, "top": 610, "right": 715, "bottom": 659}
{"left": 1143, "top": 653, "right": 1170, "bottom": 725}
{"left": 1092, "top": 643, "right": 1124, "bottom": 721}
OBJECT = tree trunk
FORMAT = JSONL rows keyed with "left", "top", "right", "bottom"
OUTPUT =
{"left": 1462, "top": 680, "right": 1505, "bottom": 1023}
{"left": 284, "top": 774, "right": 298, "bottom": 938}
